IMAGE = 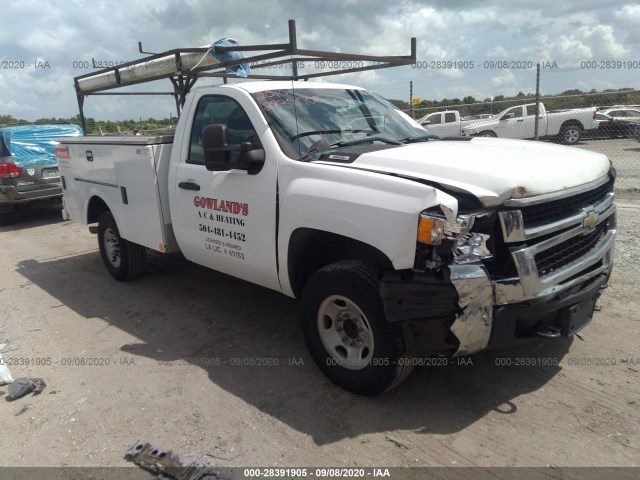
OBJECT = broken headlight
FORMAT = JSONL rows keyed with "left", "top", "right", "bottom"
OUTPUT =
{"left": 417, "top": 212, "right": 493, "bottom": 266}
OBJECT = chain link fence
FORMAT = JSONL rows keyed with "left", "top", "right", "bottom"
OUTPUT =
{"left": 405, "top": 72, "right": 640, "bottom": 192}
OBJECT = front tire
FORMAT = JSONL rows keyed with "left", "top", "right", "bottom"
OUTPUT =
{"left": 300, "top": 261, "right": 413, "bottom": 395}
{"left": 478, "top": 131, "right": 497, "bottom": 137}
{"left": 560, "top": 124, "right": 582, "bottom": 144}
{"left": 98, "top": 212, "right": 146, "bottom": 281}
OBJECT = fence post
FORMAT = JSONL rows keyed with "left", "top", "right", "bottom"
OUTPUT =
{"left": 534, "top": 63, "right": 541, "bottom": 140}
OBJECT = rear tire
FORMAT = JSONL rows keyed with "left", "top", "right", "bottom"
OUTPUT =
{"left": 560, "top": 124, "right": 582, "bottom": 145}
{"left": 478, "top": 131, "right": 497, "bottom": 137}
{"left": 98, "top": 212, "right": 146, "bottom": 281}
{"left": 300, "top": 260, "right": 413, "bottom": 395}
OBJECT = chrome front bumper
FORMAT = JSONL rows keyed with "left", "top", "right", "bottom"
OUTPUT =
{"left": 449, "top": 174, "right": 616, "bottom": 355}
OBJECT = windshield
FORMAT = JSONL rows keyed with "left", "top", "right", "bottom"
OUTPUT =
{"left": 251, "top": 88, "right": 428, "bottom": 159}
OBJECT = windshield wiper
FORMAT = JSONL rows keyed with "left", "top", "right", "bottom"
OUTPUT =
{"left": 331, "top": 136, "right": 401, "bottom": 148}
{"left": 299, "top": 138, "right": 331, "bottom": 162}
{"left": 399, "top": 134, "right": 440, "bottom": 143}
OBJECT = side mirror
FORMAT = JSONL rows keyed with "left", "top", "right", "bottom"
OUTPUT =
{"left": 422, "top": 120, "right": 431, "bottom": 125}
{"left": 203, "top": 124, "right": 231, "bottom": 172}
{"left": 203, "top": 124, "right": 265, "bottom": 175}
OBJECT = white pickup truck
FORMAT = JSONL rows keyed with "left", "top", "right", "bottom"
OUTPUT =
{"left": 461, "top": 102, "right": 598, "bottom": 144}
{"left": 418, "top": 111, "right": 462, "bottom": 137}
{"left": 57, "top": 81, "right": 616, "bottom": 395}
{"left": 417, "top": 110, "right": 491, "bottom": 137}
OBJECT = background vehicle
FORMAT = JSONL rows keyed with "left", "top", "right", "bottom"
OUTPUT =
{"left": 595, "top": 107, "right": 640, "bottom": 139}
{"left": 461, "top": 103, "right": 598, "bottom": 144}
{"left": 0, "top": 124, "right": 82, "bottom": 224}
{"left": 418, "top": 110, "right": 461, "bottom": 136}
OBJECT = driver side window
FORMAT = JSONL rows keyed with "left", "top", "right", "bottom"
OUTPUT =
{"left": 503, "top": 107, "right": 523, "bottom": 119}
{"left": 188, "top": 96, "right": 258, "bottom": 165}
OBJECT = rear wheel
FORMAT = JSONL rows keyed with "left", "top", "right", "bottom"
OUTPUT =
{"left": 300, "top": 261, "right": 413, "bottom": 395}
{"left": 98, "top": 212, "right": 146, "bottom": 281}
{"left": 478, "top": 131, "right": 496, "bottom": 137}
{"left": 560, "top": 124, "right": 582, "bottom": 145}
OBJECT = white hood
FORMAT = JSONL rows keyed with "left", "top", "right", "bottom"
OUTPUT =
{"left": 347, "top": 137, "right": 611, "bottom": 207}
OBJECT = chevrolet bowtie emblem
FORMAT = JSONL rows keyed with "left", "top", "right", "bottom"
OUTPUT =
{"left": 583, "top": 211, "right": 599, "bottom": 232}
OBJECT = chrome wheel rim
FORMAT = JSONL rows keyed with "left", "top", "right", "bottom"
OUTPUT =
{"left": 564, "top": 128, "right": 580, "bottom": 143}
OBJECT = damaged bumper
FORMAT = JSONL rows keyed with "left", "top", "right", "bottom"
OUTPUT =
{"left": 379, "top": 265, "right": 496, "bottom": 357}
{"left": 381, "top": 173, "right": 617, "bottom": 358}
{"left": 380, "top": 264, "right": 611, "bottom": 358}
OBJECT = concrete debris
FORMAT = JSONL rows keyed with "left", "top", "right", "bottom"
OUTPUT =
{"left": 6, "top": 377, "right": 46, "bottom": 400}
{"left": 124, "top": 441, "right": 222, "bottom": 480}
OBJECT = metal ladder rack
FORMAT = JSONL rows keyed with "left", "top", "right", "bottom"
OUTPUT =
{"left": 73, "top": 19, "right": 416, "bottom": 131}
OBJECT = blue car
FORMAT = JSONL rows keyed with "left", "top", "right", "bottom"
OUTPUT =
{"left": 0, "top": 124, "right": 82, "bottom": 224}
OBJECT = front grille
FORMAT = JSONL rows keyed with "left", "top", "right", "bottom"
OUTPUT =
{"left": 519, "top": 177, "right": 613, "bottom": 228}
{"left": 534, "top": 220, "right": 609, "bottom": 277}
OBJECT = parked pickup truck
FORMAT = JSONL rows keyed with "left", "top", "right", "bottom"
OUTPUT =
{"left": 57, "top": 81, "right": 616, "bottom": 395}
{"left": 418, "top": 110, "right": 494, "bottom": 137}
{"left": 417, "top": 110, "right": 460, "bottom": 137}
{"left": 461, "top": 103, "right": 598, "bottom": 144}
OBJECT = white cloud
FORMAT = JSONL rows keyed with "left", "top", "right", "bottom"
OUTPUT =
{"left": 486, "top": 46, "right": 509, "bottom": 58}
{"left": 0, "top": 0, "right": 637, "bottom": 120}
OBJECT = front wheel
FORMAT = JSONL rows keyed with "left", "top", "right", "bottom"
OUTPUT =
{"left": 560, "top": 124, "right": 582, "bottom": 145}
{"left": 300, "top": 261, "right": 413, "bottom": 395}
{"left": 98, "top": 212, "right": 146, "bottom": 281}
{"left": 477, "top": 131, "right": 497, "bottom": 137}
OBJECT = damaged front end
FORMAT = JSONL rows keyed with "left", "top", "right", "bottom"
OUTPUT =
{"left": 381, "top": 171, "right": 616, "bottom": 358}
{"left": 412, "top": 207, "right": 498, "bottom": 356}
{"left": 380, "top": 206, "right": 499, "bottom": 357}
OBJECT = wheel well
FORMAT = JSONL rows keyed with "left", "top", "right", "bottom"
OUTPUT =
{"left": 288, "top": 228, "right": 393, "bottom": 298}
{"left": 560, "top": 120, "right": 584, "bottom": 132}
{"left": 86, "top": 196, "right": 110, "bottom": 224}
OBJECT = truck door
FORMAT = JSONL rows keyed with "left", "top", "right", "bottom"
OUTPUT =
{"left": 495, "top": 106, "right": 534, "bottom": 139}
{"left": 422, "top": 113, "right": 444, "bottom": 136}
{"left": 171, "top": 92, "right": 281, "bottom": 292}
{"left": 442, "top": 112, "right": 461, "bottom": 136}
{"left": 424, "top": 112, "right": 460, "bottom": 137}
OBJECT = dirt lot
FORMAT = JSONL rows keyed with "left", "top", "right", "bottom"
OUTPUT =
{"left": 1, "top": 143, "right": 639, "bottom": 471}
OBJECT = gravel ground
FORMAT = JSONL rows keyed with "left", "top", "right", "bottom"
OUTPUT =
{"left": 0, "top": 142, "right": 639, "bottom": 472}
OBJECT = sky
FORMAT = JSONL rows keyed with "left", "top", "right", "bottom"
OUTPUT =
{"left": 1, "top": 0, "right": 639, "bottom": 122}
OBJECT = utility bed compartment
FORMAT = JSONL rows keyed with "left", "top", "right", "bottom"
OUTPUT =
{"left": 57, "top": 135, "right": 179, "bottom": 253}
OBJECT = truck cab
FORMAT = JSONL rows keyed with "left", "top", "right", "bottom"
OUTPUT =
{"left": 418, "top": 110, "right": 461, "bottom": 137}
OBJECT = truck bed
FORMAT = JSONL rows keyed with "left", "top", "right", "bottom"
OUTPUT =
{"left": 57, "top": 135, "right": 179, "bottom": 253}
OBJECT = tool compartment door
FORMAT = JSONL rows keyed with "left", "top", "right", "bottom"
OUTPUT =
{"left": 112, "top": 144, "right": 167, "bottom": 252}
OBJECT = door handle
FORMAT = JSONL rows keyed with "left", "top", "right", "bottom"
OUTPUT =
{"left": 516, "top": 119, "right": 524, "bottom": 122}
{"left": 178, "top": 181, "right": 200, "bottom": 191}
